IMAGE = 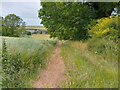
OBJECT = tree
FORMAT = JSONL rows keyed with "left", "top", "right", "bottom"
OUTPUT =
{"left": 2, "top": 14, "right": 25, "bottom": 37}
{"left": 39, "top": 2, "right": 95, "bottom": 40}
{"left": 85, "top": 2, "right": 118, "bottom": 18}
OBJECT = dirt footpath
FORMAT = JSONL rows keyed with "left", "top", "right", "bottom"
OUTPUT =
{"left": 33, "top": 41, "right": 66, "bottom": 88}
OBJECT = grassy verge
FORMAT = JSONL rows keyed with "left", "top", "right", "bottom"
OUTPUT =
{"left": 61, "top": 40, "right": 118, "bottom": 88}
{"left": 1, "top": 36, "right": 57, "bottom": 88}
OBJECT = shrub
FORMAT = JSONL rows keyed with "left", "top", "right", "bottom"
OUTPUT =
{"left": 87, "top": 16, "right": 118, "bottom": 61}
{"left": 88, "top": 16, "right": 118, "bottom": 40}
{"left": 26, "top": 31, "right": 32, "bottom": 35}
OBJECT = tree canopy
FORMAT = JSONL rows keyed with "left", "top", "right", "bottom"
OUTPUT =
{"left": 85, "top": 2, "right": 118, "bottom": 18}
{"left": 39, "top": 2, "right": 118, "bottom": 40}
{"left": 2, "top": 14, "right": 25, "bottom": 37}
{"left": 39, "top": 2, "right": 95, "bottom": 40}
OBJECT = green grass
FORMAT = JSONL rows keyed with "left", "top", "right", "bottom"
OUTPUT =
{"left": 1, "top": 36, "right": 57, "bottom": 88}
{"left": 61, "top": 40, "right": 118, "bottom": 88}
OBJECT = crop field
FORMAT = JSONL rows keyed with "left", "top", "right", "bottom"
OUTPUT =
{"left": 25, "top": 26, "right": 47, "bottom": 31}
{"left": 1, "top": 36, "right": 57, "bottom": 88}
{"left": 31, "top": 34, "right": 51, "bottom": 40}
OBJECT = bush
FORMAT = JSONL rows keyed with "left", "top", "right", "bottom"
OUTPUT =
{"left": 87, "top": 16, "right": 118, "bottom": 61}
{"left": 26, "top": 31, "right": 32, "bottom": 35}
{"left": 88, "top": 16, "right": 118, "bottom": 40}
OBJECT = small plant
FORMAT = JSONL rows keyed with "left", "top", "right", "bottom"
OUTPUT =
{"left": 2, "top": 39, "right": 7, "bottom": 61}
{"left": 2, "top": 38, "right": 10, "bottom": 87}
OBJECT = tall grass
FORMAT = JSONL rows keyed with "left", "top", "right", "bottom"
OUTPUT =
{"left": 1, "top": 37, "right": 57, "bottom": 88}
{"left": 61, "top": 39, "right": 118, "bottom": 88}
{"left": 61, "top": 16, "right": 118, "bottom": 88}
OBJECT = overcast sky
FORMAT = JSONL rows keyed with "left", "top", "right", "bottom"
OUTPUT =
{"left": 1, "top": 0, "right": 42, "bottom": 26}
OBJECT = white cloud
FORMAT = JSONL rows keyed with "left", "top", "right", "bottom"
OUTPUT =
{"left": 2, "top": 1, "right": 42, "bottom": 26}
{"left": 2, "top": 0, "right": 40, "bottom": 2}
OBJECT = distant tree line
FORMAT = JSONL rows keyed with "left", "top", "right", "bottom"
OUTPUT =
{"left": 39, "top": 2, "right": 118, "bottom": 40}
{"left": 1, "top": 14, "right": 25, "bottom": 37}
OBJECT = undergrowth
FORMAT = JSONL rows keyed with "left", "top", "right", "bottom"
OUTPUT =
{"left": 61, "top": 38, "right": 118, "bottom": 88}
{"left": 2, "top": 37, "right": 57, "bottom": 88}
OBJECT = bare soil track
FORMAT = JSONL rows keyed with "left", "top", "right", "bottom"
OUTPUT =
{"left": 33, "top": 41, "right": 66, "bottom": 88}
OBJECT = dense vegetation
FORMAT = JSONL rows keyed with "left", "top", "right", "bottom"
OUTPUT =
{"left": 1, "top": 1, "right": 119, "bottom": 88}
{"left": 39, "top": 2, "right": 118, "bottom": 40}
{"left": 88, "top": 16, "right": 118, "bottom": 40}
{"left": 1, "top": 37, "right": 57, "bottom": 88}
{"left": 39, "top": 3, "right": 118, "bottom": 87}
{"left": 2, "top": 14, "right": 25, "bottom": 37}
{"left": 61, "top": 16, "right": 118, "bottom": 88}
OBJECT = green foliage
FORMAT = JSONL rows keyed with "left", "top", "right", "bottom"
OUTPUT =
{"left": 88, "top": 16, "right": 118, "bottom": 40}
{"left": 86, "top": 2, "right": 118, "bottom": 18}
{"left": 2, "top": 39, "right": 8, "bottom": 73}
{"left": 87, "top": 16, "right": 118, "bottom": 63}
{"left": 2, "top": 14, "right": 25, "bottom": 37}
{"left": 25, "top": 31, "right": 32, "bottom": 35}
{"left": 39, "top": 2, "right": 95, "bottom": 40}
{"left": 2, "top": 37, "right": 57, "bottom": 88}
{"left": 39, "top": 2, "right": 118, "bottom": 40}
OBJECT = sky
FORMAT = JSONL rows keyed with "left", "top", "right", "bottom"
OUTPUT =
{"left": 1, "top": 0, "right": 42, "bottom": 26}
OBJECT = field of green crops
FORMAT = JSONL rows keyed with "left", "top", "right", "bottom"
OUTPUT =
{"left": 1, "top": 36, "right": 57, "bottom": 88}
{"left": 25, "top": 26, "right": 47, "bottom": 31}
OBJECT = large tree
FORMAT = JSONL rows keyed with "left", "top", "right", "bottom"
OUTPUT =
{"left": 85, "top": 2, "right": 118, "bottom": 18}
{"left": 2, "top": 14, "right": 25, "bottom": 37}
{"left": 39, "top": 2, "right": 118, "bottom": 40}
{"left": 39, "top": 2, "right": 95, "bottom": 40}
